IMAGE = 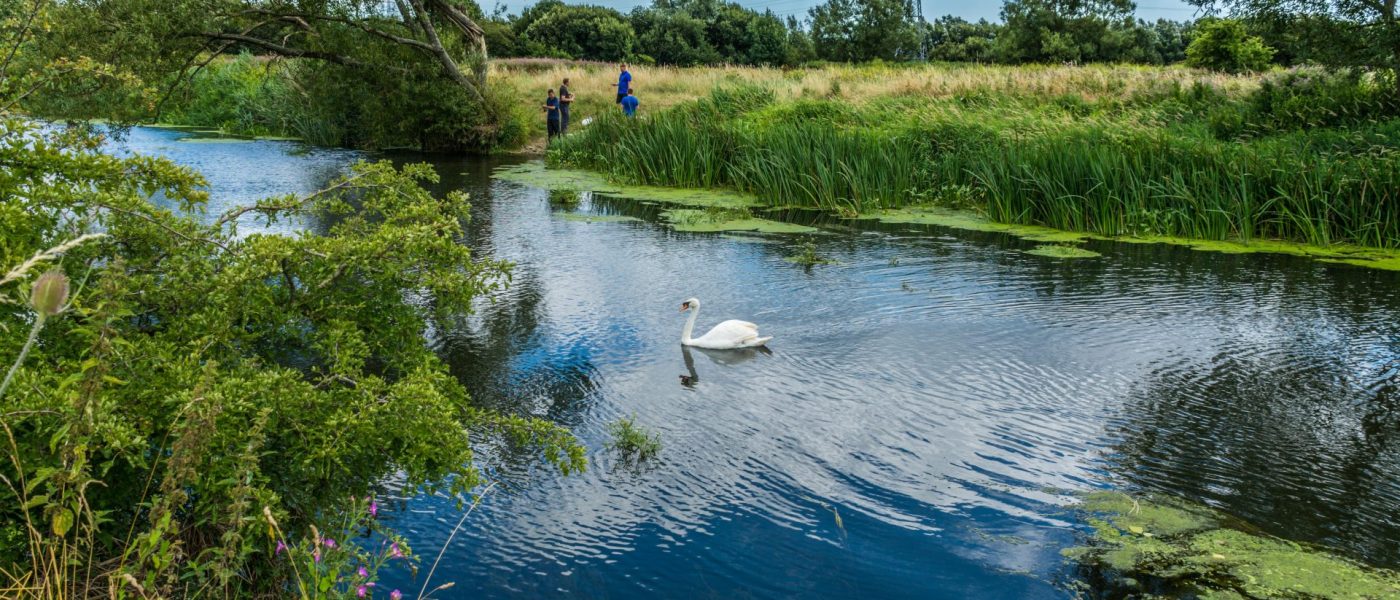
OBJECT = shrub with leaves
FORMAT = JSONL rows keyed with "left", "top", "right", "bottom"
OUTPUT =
{"left": 1186, "top": 19, "right": 1275, "bottom": 73}
{"left": 0, "top": 115, "right": 585, "bottom": 596}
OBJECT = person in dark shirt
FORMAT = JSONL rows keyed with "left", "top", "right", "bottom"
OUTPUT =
{"left": 558, "top": 77, "right": 573, "bottom": 135}
{"left": 620, "top": 88, "right": 639, "bottom": 117}
{"left": 612, "top": 63, "right": 631, "bottom": 104}
{"left": 543, "top": 89, "right": 560, "bottom": 140}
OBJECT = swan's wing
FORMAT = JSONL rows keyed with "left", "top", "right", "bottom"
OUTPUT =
{"left": 694, "top": 320, "right": 763, "bottom": 348}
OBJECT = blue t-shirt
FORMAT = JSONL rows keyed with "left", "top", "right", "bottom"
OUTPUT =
{"left": 545, "top": 96, "right": 560, "bottom": 121}
{"left": 618, "top": 70, "right": 632, "bottom": 92}
{"left": 621, "top": 95, "right": 639, "bottom": 117}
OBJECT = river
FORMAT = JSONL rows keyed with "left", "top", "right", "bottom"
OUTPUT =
{"left": 114, "top": 126, "right": 1400, "bottom": 599}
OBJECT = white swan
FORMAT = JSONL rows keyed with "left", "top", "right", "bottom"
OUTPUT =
{"left": 679, "top": 297, "right": 772, "bottom": 349}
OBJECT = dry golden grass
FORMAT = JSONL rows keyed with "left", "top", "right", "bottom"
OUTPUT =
{"left": 493, "top": 59, "right": 1264, "bottom": 148}
{"left": 494, "top": 60, "right": 1262, "bottom": 107}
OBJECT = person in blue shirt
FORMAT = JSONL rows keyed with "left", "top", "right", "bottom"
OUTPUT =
{"left": 612, "top": 63, "right": 631, "bottom": 104}
{"left": 543, "top": 88, "right": 561, "bottom": 139}
{"left": 620, "top": 88, "right": 639, "bottom": 117}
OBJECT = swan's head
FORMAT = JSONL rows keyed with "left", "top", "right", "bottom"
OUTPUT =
{"left": 679, "top": 297, "right": 700, "bottom": 312}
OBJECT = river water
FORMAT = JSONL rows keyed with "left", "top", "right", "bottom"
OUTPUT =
{"left": 115, "top": 127, "right": 1400, "bottom": 599}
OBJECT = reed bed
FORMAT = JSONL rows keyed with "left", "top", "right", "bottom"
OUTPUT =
{"left": 551, "top": 69, "right": 1400, "bottom": 249}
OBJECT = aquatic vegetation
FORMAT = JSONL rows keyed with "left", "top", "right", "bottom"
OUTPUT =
{"left": 552, "top": 80, "right": 1400, "bottom": 254}
{"left": 607, "top": 416, "right": 662, "bottom": 464}
{"left": 1024, "top": 244, "right": 1101, "bottom": 259}
{"left": 786, "top": 239, "right": 834, "bottom": 266}
{"left": 662, "top": 208, "right": 817, "bottom": 234}
{"left": 548, "top": 187, "right": 582, "bottom": 207}
{"left": 556, "top": 213, "right": 640, "bottom": 223}
{"left": 1066, "top": 492, "right": 1400, "bottom": 599}
{"left": 495, "top": 162, "right": 759, "bottom": 208}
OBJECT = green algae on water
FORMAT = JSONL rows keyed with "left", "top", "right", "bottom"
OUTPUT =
{"left": 864, "top": 206, "right": 1400, "bottom": 272}
{"left": 556, "top": 213, "right": 639, "bottom": 224}
{"left": 663, "top": 208, "right": 816, "bottom": 234}
{"left": 1066, "top": 491, "right": 1400, "bottom": 599}
{"left": 1024, "top": 244, "right": 1101, "bottom": 259}
{"left": 494, "top": 162, "right": 759, "bottom": 208}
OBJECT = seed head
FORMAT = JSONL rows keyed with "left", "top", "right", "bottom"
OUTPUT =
{"left": 29, "top": 270, "right": 69, "bottom": 317}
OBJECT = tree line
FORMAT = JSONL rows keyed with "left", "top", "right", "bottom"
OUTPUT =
{"left": 478, "top": 0, "right": 1382, "bottom": 71}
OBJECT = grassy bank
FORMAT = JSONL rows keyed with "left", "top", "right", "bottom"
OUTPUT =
{"left": 549, "top": 63, "right": 1400, "bottom": 250}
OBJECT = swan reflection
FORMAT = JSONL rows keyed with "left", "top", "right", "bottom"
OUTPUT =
{"left": 679, "top": 345, "right": 773, "bottom": 388}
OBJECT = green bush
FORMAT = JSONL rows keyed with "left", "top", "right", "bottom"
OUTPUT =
{"left": 1185, "top": 19, "right": 1275, "bottom": 73}
{"left": 0, "top": 118, "right": 585, "bottom": 594}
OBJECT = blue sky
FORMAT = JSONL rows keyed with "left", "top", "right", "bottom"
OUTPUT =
{"left": 485, "top": 0, "right": 1204, "bottom": 21}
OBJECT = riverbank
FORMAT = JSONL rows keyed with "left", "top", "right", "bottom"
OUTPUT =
{"left": 549, "top": 65, "right": 1399, "bottom": 253}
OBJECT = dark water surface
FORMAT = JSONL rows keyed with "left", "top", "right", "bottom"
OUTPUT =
{"left": 114, "top": 127, "right": 1400, "bottom": 599}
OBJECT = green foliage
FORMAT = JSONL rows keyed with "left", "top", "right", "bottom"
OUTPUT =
{"left": 606, "top": 416, "right": 661, "bottom": 463}
{"left": 786, "top": 239, "right": 833, "bottom": 266}
{"left": 0, "top": 116, "right": 585, "bottom": 594}
{"left": 1186, "top": 19, "right": 1275, "bottom": 73}
{"left": 523, "top": 5, "right": 636, "bottom": 61}
{"left": 552, "top": 73, "right": 1400, "bottom": 250}
{"left": 996, "top": 0, "right": 1142, "bottom": 64}
{"left": 1191, "top": 0, "right": 1400, "bottom": 93}
{"left": 809, "top": 0, "right": 923, "bottom": 62}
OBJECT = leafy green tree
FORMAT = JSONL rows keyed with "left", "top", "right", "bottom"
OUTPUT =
{"left": 743, "top": 11, "right": 792, "bottom": 65}
{"left": 997, "top": 0, "right": 1137, "bottom": 63}
{"left": 631, "top": 8, "right": 723, "bottom": 65}
{"left": 924, "top": 16, "right": 1001, "bottom": 62}
{"left": 26, "top": 0, "right": 521, "bottom": 150}
{"left": 0, "top": 3, "right": 582, "bottom": 592}
{"left": 785, "top": 16, "right": 819, "bottom": 64}
{"left": 1186, "top": 18, "right": 1275, "bottom": 72}
{"left": 809, "top": 0, "right": 922, "bottom": 61}
{"left": 522, "top": 5, "right": 636, "bottom": 61}
{"left": 1191, "top": 0, "right": 1400, "bottom": 92}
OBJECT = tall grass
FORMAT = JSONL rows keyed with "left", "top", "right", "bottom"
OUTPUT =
{"left": 553, "top": 71, "right": 1400, "bottom": 249}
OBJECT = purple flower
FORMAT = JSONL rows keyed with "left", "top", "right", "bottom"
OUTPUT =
{"left": 358, "top": 566, "right": 369, "bottom": 578}
{"left": 390, "top": 542, "right": 403, "bottom": 558}
{"left": 357, "top": 585, "right": 368, "bottom": 598}
{"left": 390, "top": 590, "right": 402, "bottom": 600}
{"left": 313, "top": 550, "right": 321, "bottom": 563}
{"left": 275, "top": 540, "right": 287, "bottom": 555}
{"left": 369, "top": 500, "right": 378, "bottom": 518}
{"left": 324, "top": 537, "right": 336, "bottom": 549}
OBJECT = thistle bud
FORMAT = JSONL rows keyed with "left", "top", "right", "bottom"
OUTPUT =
{"left": 29, "top": 270, "right": 70, "bottom": 317}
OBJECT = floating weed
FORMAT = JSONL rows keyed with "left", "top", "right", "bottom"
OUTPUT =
{"left": 607, "top": 415, "right": 661, "bottom": 464}
{"left": 556, "top": 213, "right": 638, "bottom": 224}
{"left": 663, "top": 208, "right": 816, "bottom": 233}
{"left": 1024, "top": 244, "right": 1102, "bottom": 259}
{"left": 785, "top": 239, "right": 832, "bottom": 266}
{"left": 548, "top": 187, "right": 581, "bottom": 207}
{"left": 1066, "top": 491, "right": 1400, "bottom": 599}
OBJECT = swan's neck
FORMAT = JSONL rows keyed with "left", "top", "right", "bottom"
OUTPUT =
{"left": 681, "top": 307, "right": 699, "bottom": 344}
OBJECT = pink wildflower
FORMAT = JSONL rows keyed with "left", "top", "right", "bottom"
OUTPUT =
{"left": 325, "top": 537, "right": 336, "bottom": 549}
{"left": 390, "top": 590, "right": 402, "bottom": 600}
{"left": 275, "top": 540, "right": 287, "bottom": 555}
{"left": 358, "top": 566, "right": 369, "bottom": 578}
{"left": 357, "top": 585, "right": 368, "bottom": 598}
{"left": 370, "top": 500, "right": 378, "bottom": 518}
{"left": 390, "top": 542, "right": 403, "bottom": 558}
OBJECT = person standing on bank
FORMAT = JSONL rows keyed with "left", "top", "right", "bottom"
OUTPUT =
{"left": 558, "top": 77, "right": 574, "bottom": 135}
{"left": 621, "top": 88, "right": 639, "bottom": 117}
{"left": 543, "top": 88, "right": 561, "bottom": 140}
{"left": 612, "top": 63, "right": 631, "bottom": 105}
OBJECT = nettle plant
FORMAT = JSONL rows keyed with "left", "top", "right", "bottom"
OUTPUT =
{"left": 0, "top": 117, "right": 585, "bottom": 597}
